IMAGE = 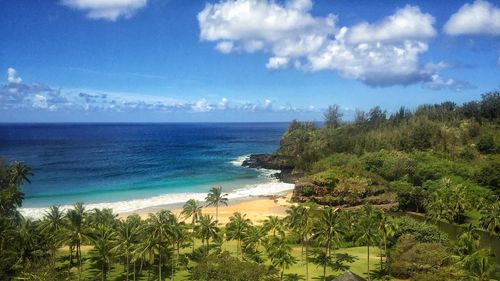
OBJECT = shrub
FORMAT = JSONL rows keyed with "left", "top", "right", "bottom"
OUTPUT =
{"left": 389, "top": 235, "right": 451, "bottom": 279}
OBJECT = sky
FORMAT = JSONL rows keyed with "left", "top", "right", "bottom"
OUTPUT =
{"left": 0, "top": 0, "right": 499, "bottom": 122}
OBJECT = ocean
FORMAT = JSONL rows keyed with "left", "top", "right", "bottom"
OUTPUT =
{"left": 0, "top": 123, "right": 293, "bottom": 218}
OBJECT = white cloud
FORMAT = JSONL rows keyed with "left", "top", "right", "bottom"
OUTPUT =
{"left": 2, "top": 68, "right": 315, "bottom": 115}
{"left": 192, "top": 98, "right": 214, "bottom": 112}
{"left": 266, "top": 57, "right": 290, "bottom": 69}
{"left": 263, "top": 99, "right": 272, "bottom": 110}
{"left": 197, "top": 0, "right": 335, "bottom": 56}
{"left": 60, "top": 0, "right": 148, "bottom": 21}
{"left": 444, "top": 0, "right": 500, "bottom": 36}
{"left": 423, "top": 74, "right": 474, "bottom": 91}
{"left": 32, "top": 95, "right": 48, "bottom": 109}
{"left": 346, "top": 5, "right": 436, "bottom": 44}
{"left": 308, "top": 33, "right": 430, "bottom": 86}
{"left": 218, "top": 97, "right": 228, "bottom": 110}
{"left": 197, "top": 1, "right": 461, "bottom": 88}
{"left": 7, "top": 67, "right": 22, "bottom": 84}
{"left": 215, "top": 41, "right": 234, "bottom": 54}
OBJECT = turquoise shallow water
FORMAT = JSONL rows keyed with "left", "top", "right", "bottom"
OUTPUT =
{"left": 0, "top": 123, "right": 293, "bottom": 217}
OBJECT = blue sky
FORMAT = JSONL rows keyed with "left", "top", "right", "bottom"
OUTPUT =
{"left": 0, "top": 0, "right": 499, "bottom": 122}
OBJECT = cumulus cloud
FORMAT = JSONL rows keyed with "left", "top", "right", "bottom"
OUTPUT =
{"left": 444, "top": 0, "right": 500, "bottom": 36}
{"left": 198, "top": 0, "right": 335, "bottom": 57}
{"left": 197, "top": 0, "right": 465, "bottom": 89}
{"left": 346, "top": 5, "right": 436, "bottom": 44}
{"left": 60, "top": 0, "right": 148, "bottom": 21}
{"left": 7, "top": 67, "right": 22, "bottom": 84}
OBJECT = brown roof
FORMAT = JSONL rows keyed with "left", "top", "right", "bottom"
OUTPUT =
{"left": 332, "top": 271, "right": 367, "bottom": 281}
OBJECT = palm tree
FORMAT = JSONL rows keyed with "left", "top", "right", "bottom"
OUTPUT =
{"left": 195, "top": 214, "right": 219, "bottom": 254}
{"left": 267, "top": 236, "right": 297, "bottom": 281}
{"left": 181, "top": 199, "right": 202, "bottom": 253}
{"left": 205, "top": 186, "right": 228, "bottom": 222}
{"left": 114, "top": 216, "right": 141, "bottom": 281}
{"left": 312, "top": 207, "right": 344, "bottom": 281}
{"left": 312, "top": 208, "right": 343, "bottom": 259}
{"left": 13, "top": 216, "right": 41, "bottom": 271}
{"left": 377, "top": 213, "right": 396, "bottom": 270}
{"left": 242, "top": 225, "right": 265, "bottom": 262}
{"left": 89, "top": 225, "right": 117, "bottom": 281}
{"left": 167, "top": 213, "right": 187, "bottom": 281}
{"left": 264, "top": 216, "right": 285, "bottom": 238}
{"left": 143, "top": 210, "right": 171, "bottom": 281}
{"left": 286, "top": 206, "right": 312, "bottom": 281}
{"left": 356, "top": 205, "right": 380, "bottom": 281}
{"left": 40, "top": 205, "right": 66, "bottom": 266}
{"left": 65, "top": 202, "right": 88, "bottom": 279}
{"left": 225, "top": 212, "right": 251, "bottom": 258}
{"left": 7, "top": 161, "right": 33, "bottom": 185}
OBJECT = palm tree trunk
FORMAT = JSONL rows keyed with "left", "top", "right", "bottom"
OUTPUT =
{"left": 172, "top": 241, "right": 176, "bottom": 281}
{"left": 102, "top": 262, "right": 105, "bottom": 281}
{"left": 192, "top": 218, "right": 196, "bottom": 254}
{"left": 379, "top": 240, "right": 383, "bottom": 271}
{"left": 133, "top": 261, "right": 136, "bottom": 281}
{"left": 126, "top": 252, "right": 130, "bottom": 281}
{"left": 323, "top": 263, "right": 326, "bottom": 281}
{"left": 305, "top": 238, "right": 309, "bottom": 281}
{"left": 384, "top": 238, "right": 388, "bottom": 269}
{"left": 216, "top": 205, "right": 219, "bottom": 222}
{"left": 77, "top": 242, "right": 82, "bottom": 281}
{"left": 280, "top": 267, "right": 284, "bottom": 281}
{"left": 367, "top": 244, "right": 371, "bottom": 281}
{"left": 158, "top": 252, "right": 162, "bottom": 281}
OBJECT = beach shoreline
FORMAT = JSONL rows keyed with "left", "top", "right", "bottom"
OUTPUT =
{"left": 118, "top": 190, "right": 295, "bottom": 224}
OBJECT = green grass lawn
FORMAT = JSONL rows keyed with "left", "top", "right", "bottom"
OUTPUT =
{"left": 56, "top": 240, "right": 383, "bottom": 281}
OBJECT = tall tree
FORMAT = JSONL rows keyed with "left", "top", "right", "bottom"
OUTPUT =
{"left": 65, "top": 202, "right": 88, "bottom": 279}
{"left": 205, "top": 186, "right": 228, "bottom": 223}
{"left": 181, "top": 199, "right": 203, "bottom": 253}
{"left": 195, "top": 214, "right": 219, "bottom": 254}
{"left": 143, "top": 210, "right": 171, "bottom": 281}
{"left": 324, "top": 105, "right": 343, "bottom": 129}
{"left": 356, "top": 205, "right": 380, "bottom": 281}
{"left": 312, "top": 208, "right": 343, "bottom": 280}
{"left": 225, "top": 212, "right": 251, "bottom": 258}
{"left": 114, "top": 215, "right": 141, "bottom": 281}
{"left": 40, "top": 206, "right": 66, "bottom": 267}
{"left": 88, "top": 225, "right": 117, "bottom": 281}
{"left": 286, "top": 206, "right": 312, "bottom": 281}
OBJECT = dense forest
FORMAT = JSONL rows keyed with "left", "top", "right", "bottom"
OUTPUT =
{"left": 0, "top": 92, "right": 499, "bottom": 281}
{"left": 274, "top": 91, "right": 499, "bottom": 225}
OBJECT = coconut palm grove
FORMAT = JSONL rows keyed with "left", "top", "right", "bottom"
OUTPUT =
{"left": 1, "top": 92, "right": 499, "bottom": 280}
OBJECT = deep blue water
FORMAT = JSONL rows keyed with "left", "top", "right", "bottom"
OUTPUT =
{"left": 0, "top": 123, "right": 288, "bottom": 212}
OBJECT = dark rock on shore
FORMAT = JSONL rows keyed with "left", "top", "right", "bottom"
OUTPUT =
{"left": 241, "top": 154, "right": 298, "bottom": 184}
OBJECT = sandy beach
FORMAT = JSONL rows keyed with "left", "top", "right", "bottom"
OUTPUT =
{"left": 119, "top": 191, "right": 294, "bottom": 224}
